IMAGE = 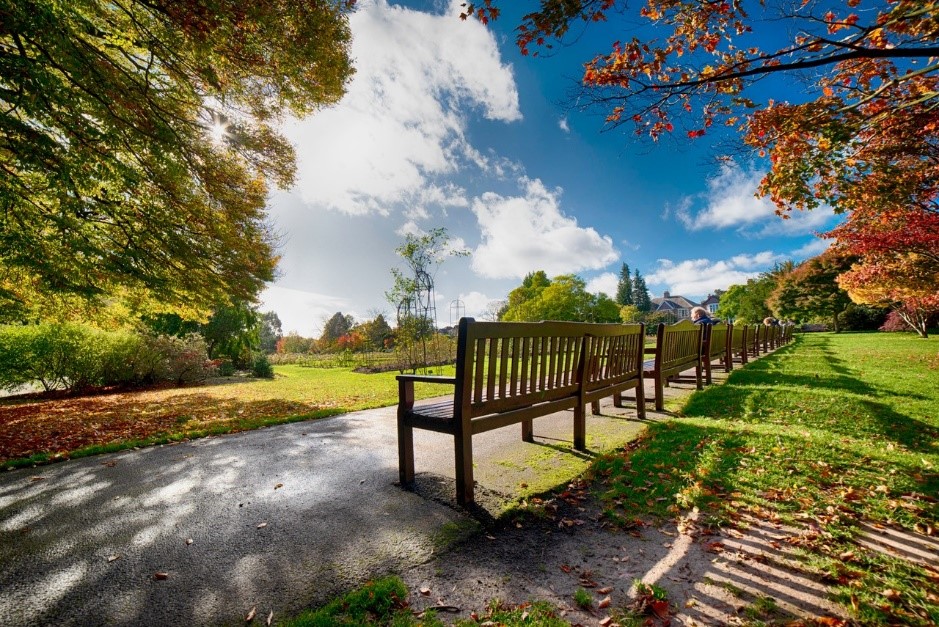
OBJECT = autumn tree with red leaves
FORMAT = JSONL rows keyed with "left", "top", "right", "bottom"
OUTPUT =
{"left": 462, "top": 1, "right": 939, "bottom": 332}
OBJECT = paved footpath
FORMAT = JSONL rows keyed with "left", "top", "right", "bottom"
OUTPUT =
{"left": 0, "top": 377, "right": 700, "bottom": 627}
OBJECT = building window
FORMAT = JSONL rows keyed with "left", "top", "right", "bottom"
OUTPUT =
{"left": 708, "top": 303, "right": 719, "bottom": 313}
{"left": 677, "top": 308, "right": 688, "bottom": 319}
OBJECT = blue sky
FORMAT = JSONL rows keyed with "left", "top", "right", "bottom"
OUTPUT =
{"left": 259, "top": 0, "right": 838, "bottom": 336}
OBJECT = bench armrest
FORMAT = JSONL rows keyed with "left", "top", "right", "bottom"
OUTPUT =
{"left": 395, "top": 375, "right": 456, "bottom": 385}
{"left": 397, "top": 375, "right": 456, "bottom": 412}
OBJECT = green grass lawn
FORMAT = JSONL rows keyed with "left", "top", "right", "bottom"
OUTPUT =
{"left": 0, "top": 363, "right": 455, "bottom": 468}
{"left": 593, "top": 332, "right": 938, "bottom": 625}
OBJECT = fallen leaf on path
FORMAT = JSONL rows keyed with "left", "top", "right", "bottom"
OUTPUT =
{"left": 107, "top": 555, "right": 120, "bottom": 562}
{"left": 420, "top": 586, "right": 431, "bottom": 596}
{"left": 257, "top": 522, "right": 267, "bottom": 529}
{"left": 30, "top": 476, "right": 45, "bottom": 482}
{"left": 153, "top": 572, "right": 168, "bottom": 580}
{"left": 186, "top": 538, "right": 193, "bottom": 545}
{"left": 245, "top": 605, "right": 256, "bottom": 622}
{"left": 598, "top": 596, "right": 611, "bottom": 609}
{"left": 597, "top": 587, "right": 612, "bottom": 594}
{"left": 266, "top": 610, "right": 273, "bottom": 626}
{"left": 599, "top": 617, "right": 612, "bottom": 627}
{"left": 704, "top": 541, "right": 725, "bottom": 553}
{"left": 274, "top": 483, "right": 283, "bottom": 490}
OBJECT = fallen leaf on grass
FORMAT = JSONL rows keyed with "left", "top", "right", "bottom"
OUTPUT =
{"left": 245, "top": 605, "right": 256, "bottom": 622}
{"left": 153, "top": 572, "right": 168, "bottom": 580}
{"left": 882, "top": 589, "right": 901, "bottom": 601}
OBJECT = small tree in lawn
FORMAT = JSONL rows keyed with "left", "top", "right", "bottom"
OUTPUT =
{"left": 838, "top": 254, "right": 939, "bottom": 339}
{"left": 387, "top": 228, "right": 467, "bottom": 373}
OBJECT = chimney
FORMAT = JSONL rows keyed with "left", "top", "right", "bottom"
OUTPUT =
{"left": 663, "top": 291, "right": 670, "bottom": 299}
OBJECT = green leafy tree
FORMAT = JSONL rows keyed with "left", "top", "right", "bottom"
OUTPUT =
{"left": 258, "top": 312, "right": 283, "bottom": 354}
{"left": 615, "top": 263, "right": 633, "bottom": 306}
{"left": 277, "top": 332, "right": 314, "bottom": 354}
{"left": 0, "top": 0, "right": 354, "bottom": 319}
{"left": 770, "top": 251, "right": 856, "bottom": 332}
{"left": 619, "top": 304, "right": 641, "bottom": 323}
{"left": 320, "top": 312, "right": 355, "bottom": 347}
{"left": 632, "top": 270, "right": 652, "bottom": 313}
{"left": 591, "top": 293, "right": 622, "bottom": 323}
{"left": 356, "top": 313, "right": 393, "bottom": 350}
{"left": 717, "top": 279, "right": 774, "bottom": 323}
{"left": 502, "top": 274, "right": 619, "bottom": 322}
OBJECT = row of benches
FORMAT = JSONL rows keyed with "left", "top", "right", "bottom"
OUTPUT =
{"left": 397, "top": 318, "right": 793, "bottom": 504}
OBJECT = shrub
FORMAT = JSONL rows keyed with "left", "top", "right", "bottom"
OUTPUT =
{"left": 0, "top": 324, "right": 214, "bottom": 392}
{"left": 215, "top": 358, "right": 236, "bottom": 376}
{"left": 841, "top": 304, "right": 889, "bottom": 331}
{"left": 252, "top": 354, "right": 274, "bottom": 379}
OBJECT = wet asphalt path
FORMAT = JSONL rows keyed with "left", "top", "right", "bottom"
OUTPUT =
{"left": 0, "top": 380, "right": 690, "bottom": 626}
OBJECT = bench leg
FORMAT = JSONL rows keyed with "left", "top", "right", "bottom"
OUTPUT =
{"left": 635, "top": 380, "right": 647, "bottom": 419}
{"left": 454, "top": 432, "right": 474, "bottom": 506}
{"left": 694, "top": 364, "right": 703, "bottom": 390}
{"left": 591, "top": 399, "right": 600, "bottom": 415}
{"left": 397, "top": 420, "right": 415, "bottom": 488}
{"left": 654, "top": 373, "right": 664, "bottom": 411}
{"left": 521, "top": 419, "right": 533, "bottom": 442}
{"left": 704, "top": 360, "right": 712, "bottom": 385}
{"left": 613, "top": 392, "right": 624, "bottom": 409}
{"left": 573, "top": 402, "right": 586, "bottom": 451}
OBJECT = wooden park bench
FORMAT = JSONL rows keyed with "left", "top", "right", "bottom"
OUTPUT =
{"left": 748, "top": 323, "right": 765, "bottom": 358}
{"left": 701, "top": 322, "right": 731, "bottom": 385}
{"left": 642, "top": 319, "right": 703, "bottom": 411}
{"left": 396, "top": 318, "right": 645, "bottom": 505}
{"left": 729, "top": 323, "right": 749, "bottom": 365}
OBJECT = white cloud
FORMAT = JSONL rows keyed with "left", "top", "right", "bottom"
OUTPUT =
{"left": 790, "top": 237, "right": 831, "bottom": 259}
{"left": 470, "top": 178, "right": 619, "bottom": 279}
{"left": 559, "top": 117, "right": 570, "bottom": 133}
{"left": 676, "top": 161, "right": 835, "bottom": 236}
{"left": 286, "top": 0, "right": 521, "bottom": 215}
{"left": 455, "top": 291, "right": 498, "bottom": 320}
{"left": 259, "top": 285, "right": 356, "bottom": 337}
{"left": 585, "top": 272, "right": 619, "bottom": 298}
{"left": 646, "top": 252, "right": 785, "bottom": 300}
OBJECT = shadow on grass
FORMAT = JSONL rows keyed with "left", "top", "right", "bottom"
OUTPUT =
{"left": 680, "top": 359, "right": 938, "bottom": 455}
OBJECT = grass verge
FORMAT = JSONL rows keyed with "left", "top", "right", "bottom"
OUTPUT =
{"left": 591, "top": 332, "right": 938, "bottom": 625}
{"left": 0, "top": 364, "right": 454, "bottom": 469}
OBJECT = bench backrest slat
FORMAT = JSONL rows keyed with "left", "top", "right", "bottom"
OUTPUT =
{"left": 458, "top": 320, "right": 590, "bottom": 419}
{"left": 706, "top": 322, "right": 729, "bottom": 361}
{"left": 657, "top": 319, "right": 703, "bottom": 370}
{"left": 581, "top": 324, "right": 645, "bottom": 390}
